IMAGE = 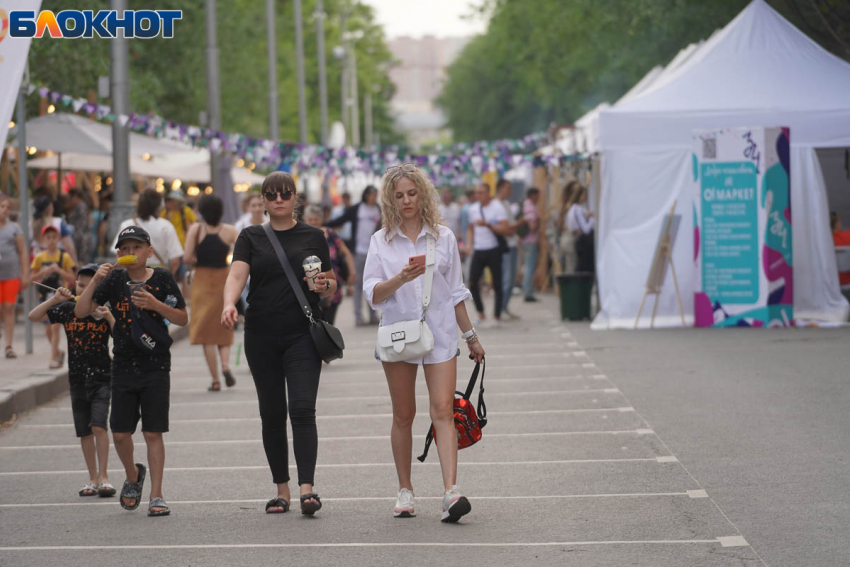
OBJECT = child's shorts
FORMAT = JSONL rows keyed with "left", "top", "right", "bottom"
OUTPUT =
{"left": 70, "top": 383, "right": 111, "bottom": 438}
{"left": 0, "top": 278, "right": 21, "bottom": 304}
{"left": 110, "top": 370, "right": 170, "bottom": 434}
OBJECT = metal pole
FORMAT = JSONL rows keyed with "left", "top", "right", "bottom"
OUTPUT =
{"left": 349, "top": 46, "right": 360, "bottom": 146}
{"left": 266, "top": 0, "right": 278, "bottom": 141}
{"left": 339, "top": 12, "right": 349, "bottom": 145}
{"left": 17, "top": 78, "right": 33, "bottom": 354}
{"left": 363, "top": 91, "right": 373, "bottom": 148}
{"left": 205, "top": 0, "right": 223, "bottom": 192}
{"left": 108, "top": 0, "right": 134, "bottom": 242}
{"left": 315, "top": 0, "right": 329, "bottom": 145}
{"left": 294, "top": 0, "right": 309, "bottom": 143}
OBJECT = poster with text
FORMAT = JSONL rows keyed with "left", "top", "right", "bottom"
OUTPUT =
{"left": 692, "top": 127, "right": 792, "bottom": 327}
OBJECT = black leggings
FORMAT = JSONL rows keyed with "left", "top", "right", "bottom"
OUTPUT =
{"left": 244, "top": 330, "right": 322, "bottom": 485}
{"left": 469, "top": 247, "right": 504, "bottom": 319}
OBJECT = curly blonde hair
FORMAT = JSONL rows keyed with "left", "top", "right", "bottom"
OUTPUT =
{"left": 379, "top": 166, "right": 443, "bottom": 239}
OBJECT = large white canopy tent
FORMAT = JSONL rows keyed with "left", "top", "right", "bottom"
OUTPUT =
{"left": 594, "top": 0, "right": 850, "bottom": 328}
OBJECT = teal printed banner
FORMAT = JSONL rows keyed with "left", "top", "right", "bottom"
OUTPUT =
{"left": 700, "top": 161, "right": 758, "bottom": 304}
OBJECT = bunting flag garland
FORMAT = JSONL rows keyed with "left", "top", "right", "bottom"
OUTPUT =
{"left": 28, "top": 87, "right": 581, "bottom": 186}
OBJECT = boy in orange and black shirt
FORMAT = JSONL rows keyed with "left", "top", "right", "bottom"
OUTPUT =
{"left": 29, "top": 263, "right": 116, "bottom": 498}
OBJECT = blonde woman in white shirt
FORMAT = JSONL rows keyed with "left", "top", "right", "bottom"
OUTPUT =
{"left": 364, "top": 164, "right": 485, "bottom": 523}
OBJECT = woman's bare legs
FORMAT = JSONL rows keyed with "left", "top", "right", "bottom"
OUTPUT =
{"left": 218, "top": 344, "right": 231, "bottom": 372}
{"left": 202, "top": 344, "right": 220, "bottom": 385}
{"left": 423, "top": 359, "right": 459, "bottom": 491}
{"left": 382, "top": 361, "right": 418, "bottom": 490}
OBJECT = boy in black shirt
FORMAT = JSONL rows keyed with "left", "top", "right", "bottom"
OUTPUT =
{"left": 28, "top": 264, "right": 116, "bottom": 498}
{"left": 76, "top": 226, "right": 188, "bottom": 517}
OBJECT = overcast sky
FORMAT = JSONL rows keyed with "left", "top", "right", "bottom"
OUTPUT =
{"left": 362, "top": 0, "right": 488, "bottom": 39}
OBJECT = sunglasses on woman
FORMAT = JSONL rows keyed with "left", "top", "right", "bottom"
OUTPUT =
{"left": 263, "top": 188, "right": 294, "bottom": 202}
{"left": 385, "top": 163, "right": 418, "bottom": 174}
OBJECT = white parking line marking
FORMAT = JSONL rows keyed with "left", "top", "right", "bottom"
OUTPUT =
{"left": 12, "top": 407, "right": 639, "bottom": 428}
{"left": 717, "top": 536, "right": 749, "bottom": 547}
{"left": 0, "top": 429, "right": 649, "bottom": 450}
{"left": 40, "top": 388, "right": 626, "bottom": 410}
{"left": 656, "top": 456, "right": 679, "bottom": 463}
{"left": 0, "top": 540, "right": 734, "bottom": 551}
{"left": 0, "top": 458, "right": 663, "bottom": 476}
{"left": 687, "top": 490, "right": 709, "bottom": 499}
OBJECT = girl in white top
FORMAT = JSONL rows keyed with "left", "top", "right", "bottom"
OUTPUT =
{"left": 363, "top": 164, "right": 485, "bottom": 523}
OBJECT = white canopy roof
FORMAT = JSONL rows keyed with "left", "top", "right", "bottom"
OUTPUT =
{"left": 28, "top": 149, "right": 265, "bottom": 186}
{"left": 15, "top": 113, "right": 191, "bottom": 157}
{"left": 600, "top": 0, "right": 850, "bottom": 149}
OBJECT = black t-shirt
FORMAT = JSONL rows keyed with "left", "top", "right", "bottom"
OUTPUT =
{"left": 47, "top": 301, "right": 111, "bottom": 388}
{"left": 92, "top": 267, "right": 186, "bottom": 373}
{"left": 232, "top": 223, "right": 331, "bottom": 334}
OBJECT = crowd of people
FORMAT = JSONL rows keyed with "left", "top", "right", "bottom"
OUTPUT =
{"left": 0, "top": 165, "right": 596, "bottom": 522}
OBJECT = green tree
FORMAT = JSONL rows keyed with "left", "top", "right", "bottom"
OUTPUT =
{"left": 439, "top": 0, "right": 847, "bottom": 142}
{"left": 26, "top": 0, "right": 400, "bottom": 145}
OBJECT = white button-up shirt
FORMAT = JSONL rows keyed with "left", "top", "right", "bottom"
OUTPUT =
{"left": 364, "top": 224, "right": 472, "bottom": 365}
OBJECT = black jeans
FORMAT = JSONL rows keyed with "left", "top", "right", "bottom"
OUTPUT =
{"left": 469, "top": 247, "right": 504, "bottom": 319}
{"left": 244, "top": 330, "right": 322, "bottom": 486}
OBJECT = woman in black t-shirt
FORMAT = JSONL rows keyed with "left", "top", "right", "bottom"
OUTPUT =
{"left": 222, "top": 172, "right": 336, "bottom": 516}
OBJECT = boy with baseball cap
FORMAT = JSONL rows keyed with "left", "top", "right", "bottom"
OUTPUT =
{"left": 31, "top": 224, "right": 77, "bottom": 369}
{"left": 76, "top": 225, "right": 188, "bottom": 517}
{"left": 29, "top": 263, "right": 116, "bottom": 497}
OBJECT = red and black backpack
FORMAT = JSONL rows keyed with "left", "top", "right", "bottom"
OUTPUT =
{"left": 417, "top": 357, "right": 487, "bottom": 462}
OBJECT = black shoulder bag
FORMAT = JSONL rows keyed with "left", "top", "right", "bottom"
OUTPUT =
{"left": 262, "top": 223, "right": 345, "bottom": 363}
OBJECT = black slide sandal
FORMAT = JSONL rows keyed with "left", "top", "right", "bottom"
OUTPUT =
{"left": 300, "top": 493, "right": 322, "bottom": 516}
{"left": 223, "top": 369, "right": 236, "bottom": 388}
{"left": 119, "top": 463, "right": 146, "bottom": 511}
{"left": 265, "top": 498, "right": 290, "bottom": 514}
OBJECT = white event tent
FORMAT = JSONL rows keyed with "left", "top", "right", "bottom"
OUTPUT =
{"left": 594, "top": 0, "right": 850, "bottom": 328}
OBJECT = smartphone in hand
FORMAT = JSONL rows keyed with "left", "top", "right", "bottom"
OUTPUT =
{"left": 409, "top": 254, "right": 426, "bottom": 267}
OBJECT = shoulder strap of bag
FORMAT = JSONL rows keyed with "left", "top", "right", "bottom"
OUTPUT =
{"left": 262, "top": 222, "right": 317, "bottom": 325}
{"left": 420, "top": 233, "right": 437, "bottom": 320}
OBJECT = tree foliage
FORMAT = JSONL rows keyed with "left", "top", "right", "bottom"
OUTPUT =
{"left": 439, "top": 0, "right": 848, "bottom": 142}
{"left": 27, "top": 0, "right": 401, "bottom": 144}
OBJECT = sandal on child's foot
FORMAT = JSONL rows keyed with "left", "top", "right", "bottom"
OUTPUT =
{"left": 119, "top": 463, "right": 146, "bottom": 511}
{"left": 265, "top": 498, "right": 290, "bottom": 514}
{"left": 208, "top": 381, "right": 221, "bottom": 392}
{"left": 300, "top": 493, "right": 322, "bottom": 516}
{"left": 223, "top": 369, "right": 236, "bottom": 388}
{"left": 148, "top": 497, "right": 171, "bottom": 517}
{"left": 79, "top": 483, "right": 98, "bottom": 497}
{"left": 5, "top": 346, "right": 16, "bottom": 359}
{"left": 98, "top": 482, "right": 116, "bottom": 497}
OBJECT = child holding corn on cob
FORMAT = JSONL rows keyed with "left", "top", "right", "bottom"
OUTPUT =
{"left": 76, "top": 225, "right": 187, "bottom": 517}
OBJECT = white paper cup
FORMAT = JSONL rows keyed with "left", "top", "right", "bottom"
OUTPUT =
{"left": 303, "top": 262, "right": 323, "bottom": 290}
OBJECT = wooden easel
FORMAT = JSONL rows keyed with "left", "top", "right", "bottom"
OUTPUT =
{"left": 634, "top": 200, "right": 686, "bottom": 329}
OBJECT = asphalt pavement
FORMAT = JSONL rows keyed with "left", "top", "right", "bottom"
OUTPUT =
{"left": 0, "top": 295, "right": 785, "bottom": 566}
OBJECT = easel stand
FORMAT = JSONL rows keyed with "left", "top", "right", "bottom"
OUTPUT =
{"left": 634, "top": 201, "right": 686, "bottom": 329}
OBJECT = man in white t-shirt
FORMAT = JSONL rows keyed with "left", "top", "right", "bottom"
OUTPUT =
{"left": 325, "top": 186, "right": 381, "bottom": 325}
{"left": 111, "top": 189, "right": 183, "bottom": 274}
{"left": 466, "top": 182, "right": 510, "bottom": 326}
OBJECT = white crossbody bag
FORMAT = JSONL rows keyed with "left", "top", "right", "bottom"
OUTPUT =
{"left": 375, "top": 233, "right": 436, "bottom": 362}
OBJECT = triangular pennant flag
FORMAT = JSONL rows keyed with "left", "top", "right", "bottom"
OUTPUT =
{"left": 118, "top": 114, "right": 130, "bottom": 127}
{"left": 72, "top": 98, "right": 86, "bottom": 112}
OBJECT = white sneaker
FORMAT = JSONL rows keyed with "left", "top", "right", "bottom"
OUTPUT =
{"left": 394, "top": 488, "right": 415, "bottom": 518}
{"left": 441, "top": 485, "right": 471, "bottom": 523}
